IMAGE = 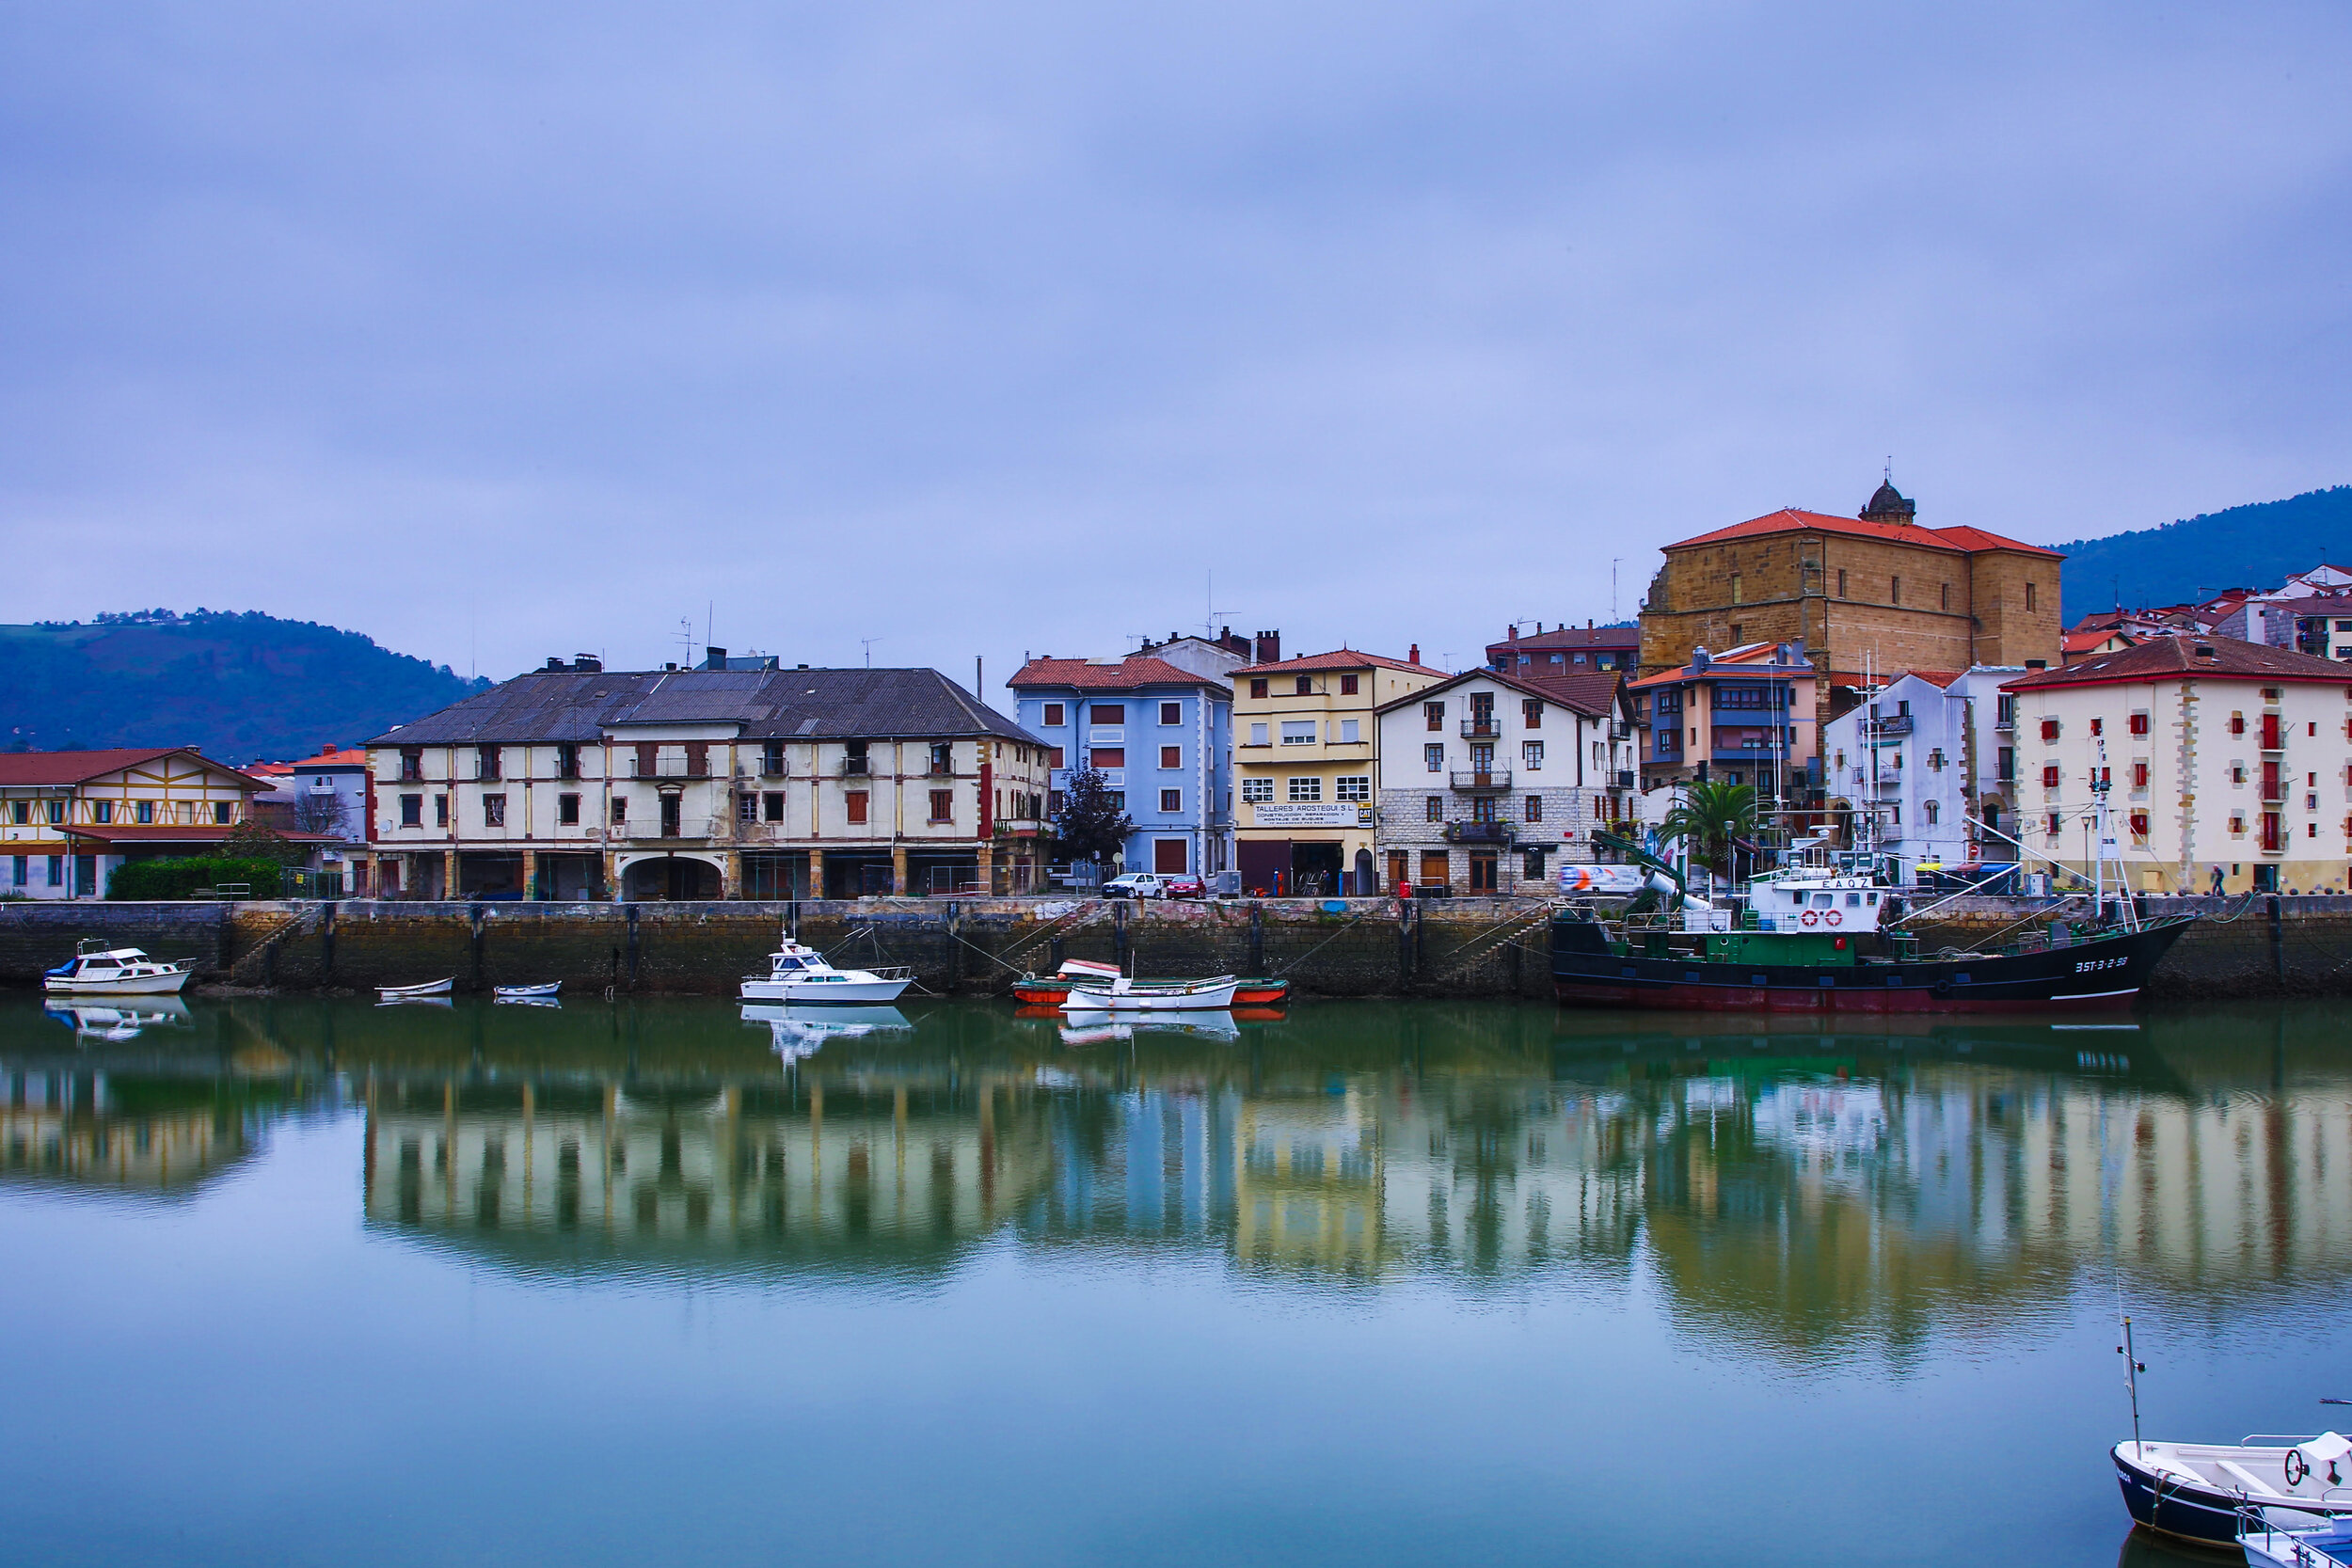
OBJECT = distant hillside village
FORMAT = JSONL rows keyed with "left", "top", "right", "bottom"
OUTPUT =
{"left": 8, "top": 477, "right": 2352, "bottom": 903}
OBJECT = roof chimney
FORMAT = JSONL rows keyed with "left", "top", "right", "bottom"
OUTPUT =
{"left": 546, "top": 657, "right": 565, "bottom": 671}
{"left": 573, "top": 654, "right": 602, "bottom": 673}
{"left": 703, "top": 646, "right": 727, "bottom": 670}
{"left": 1508, "top": 625, "right": 1518, "bottom": 642}
{"left": 1409, "top": 643, "right": 1421, "bottom": 665}
{"left": 1254, "top": 630, "right": 1281, "bottom": 665}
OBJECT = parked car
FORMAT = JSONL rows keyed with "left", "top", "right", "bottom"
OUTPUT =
{"left": 1102, "top": 872, "right": 1174, "bottom": 899}
{"left": 1160, "top": 874, "right": 1206, "bottom": 899}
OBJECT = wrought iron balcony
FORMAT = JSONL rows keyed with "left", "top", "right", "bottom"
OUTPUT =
{"left": 1862, "top": 714, "right": 1914, "bottom": 738}
{"left": 1449, "top": 768, "right": 1511, "bottom": 791}
{"left": 1442, "top": 821, "right": 1517, "bottom": 845}
{"left": 1459, "top": 720, "right": 1501, "bottom": 737}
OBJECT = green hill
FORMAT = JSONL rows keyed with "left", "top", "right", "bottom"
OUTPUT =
{"left": 2051, "top": 484, "right": 2352, "bottom": 619}
{"left": 0, "top": 610, "right": 488, "bottom": 765}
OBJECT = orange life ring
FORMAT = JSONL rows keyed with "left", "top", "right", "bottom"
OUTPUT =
{"left": 1826, "top": 909, "right": 1843, "bottom": 927}
{"left": 1800, "top": 909, "right": 1819, "bottom": 927}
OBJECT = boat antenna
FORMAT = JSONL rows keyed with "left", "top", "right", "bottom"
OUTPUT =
{"left": 2118, "top": 1315, "right": 2148, "bottom": 1460}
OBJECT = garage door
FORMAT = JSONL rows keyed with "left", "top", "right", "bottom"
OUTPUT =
{"left": 1153, "top": 838, "right": 1187, "bottom": 873}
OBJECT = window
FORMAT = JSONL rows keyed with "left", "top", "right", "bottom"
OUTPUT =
{"left": 2046, "top": 813, "right": 2062, "bottom": 836}
{"left": 1159, "top": 788, "right": 1182, "bottom": 812}
{"left": 1091, "top": 748, "right": 1125, "bottom": 768}
{"left": 1927, "top": 749, "right": 1944, "bottom": 771}
{"left": 2090, "top": 717, "right": 2103, "bottom": 736}
{"left": 134, "top": 800, "right": 154, "bottom": 823}
{"left": 2130, "top": 812, "right": 2151, "bottom": 838}
{"left": 1340, "top": 673, "right": 1359, "bottom": 696}
{"left": 1425, "top": 797, "right": 1443, "bottom": 821}
{"left": 1424, "top": 701, "right": 1444, "bottom": 732}
{"left": 1523, "top": 699, "right": 1543, "bottom": 728}
{"left": 1940, "top": 582, "right": 1949, "bottom": 610}
{"left": 1468, "top": 854, "right": 1499, "bottom": 893}
{"left": 1996, "top": 694, "right": 2015, "bottom": 727}
{"left": 2129, "top": 712, "right": 2150, "bottom": 736}
{"left": 2042, "top": 765, "right": 2060, "bottom": 788}
{"left": 1335, "top": 776, "right": 1370, "bottom": 801}
{"left": 1339, "top": 719, "right": 1360, "bottom": 743}
{"left": 1249, "top": 679, "right": 1268, "bottom": 699}
{"left": 761, "top": 741, "right": 785, "bottom": 777}
{"left": 1522, "top": 740, "right": 1544, "bottom": 769}
{"left": 1923, "top": 800, "right": 1940, "bottom": 825}
{"left": 930, "top": 742, "right": 953, "bottom": 774}
{"left": 1242, "top": 777, "right": 1273, "bottom": 802}
{"left": 929, "top": 790, "right": 953, "bottom": 823}
{"left": 1049, "top": 746, "right": 1066, "bottom": 768}
{"left": 739, "top": 792, "right": 758, "bottom": 824}
{"left": 610, "top": 797, "right": 627, "bottom": 825}
{"left": 2231, "top": 711, "right": 2246, "bottom": 735}
{"left": 47, "top": 856, "right": 63, "bottom": 886}
{"left": 1092, "top": 705, "right": 1124, "bottom": 725}
{"left": 91, "top": 800, "right": 112, "bottom": 824}
{"left": 1730, "top": 572, "right": 1743, "bottom": 604}
{"left": 1246, "top": 724, "right": 1267, "bottom": 747}
{"left": 1294, "top": 676, "right": 1312, "bottom": 696}
{"left": 400, "top": 794, "right": 423, "bottom": 827}
{"left": 1287, "top": 777, "right": 1322, "bottom": 802}
{"left": 1279, "top": 721, "right": 1315, "bottom": 746}
{"left": 1996, "top": 747, "right": 2014, "bottom": 781}
{"left": 764, "top": 791, "right": 784, "bottom": 822}
{"left": 2040, "top": 719, "right": 2060, "bottom": 741}
{"left": 1471, "top": 796, "right": 1498, "bottom": 824}
{"left": 1042, "top": 703, "right": 1065, "bottom": 727}
{"left": 435, "top": 795, "right": 450, "bottom": 827}
{"left": 477, "top": 745, "right": 501, "bottom": 780}
{"left": 400, "top": 747, "right": 423, "bottom": 782}
{"left": 1159, "top": 701, "right": 1182, "bottom": 725}
{"left": 1524, "top": 795, "right": 1543, "bottom": 822}
{"left": 2231, "top": 814, "right": 2246, "bottom": 834}
{"left": 481, "top": 793, "right": 506, "bottom": 827}
{"left": 1425, "top": 743, "right": 1444, "bottom": 771}
{"left": 1836, "top": 568, "right": 1848, "bottom": 597}
{"left": 2025, "top": 582, "right": 2038, "bottom": 611}
{"left": 558, "top": 793, "right": 580, "bottom": 826}
{"left": 846, "top": 791, "right": 869, "bottom": 825}
{"left": 1891, "top": 576, "right": 1901, "bottom": 605}
{"left": 1160, "top": 745, "right": 1182, "bottom": 768}
{"left": 214, "top": 801, "right": 231, "bottom": 824}
{"left": 2133, "top": 762, "right": 2149, "bottom": 788}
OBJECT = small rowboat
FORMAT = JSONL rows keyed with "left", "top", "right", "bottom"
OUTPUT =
{"left": 377, "top": 977, "right": 453, "bottom": 1000}
{"left": 1059, "top": 974, "right": 1239, "bottom": 1012}
{"left": 494, "top": 982, "right": 562, "bottom": 1000}
{"left": 1014, "top": 960, "right": 1288, "bottom": 1007}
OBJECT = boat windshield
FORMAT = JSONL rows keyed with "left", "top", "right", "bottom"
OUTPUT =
{"left": 772, "top": 956, "right": 806, "bottom": 971}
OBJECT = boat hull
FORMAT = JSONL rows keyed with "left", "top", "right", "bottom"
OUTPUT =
{"left": 1016, "top": 977, "right": 1288, "bottom": 1006}
{"left": 1553, "top": 915, "right": 2191, "bottom": 1013}
{"left": 739, "top": 977, "right": 912, "bottom": 1004}
{"left": 43, "top": 969, "right": 191, "bottom": 996}
{"left": 1061, "top": 981, "right": 1239, "bottom": 1012}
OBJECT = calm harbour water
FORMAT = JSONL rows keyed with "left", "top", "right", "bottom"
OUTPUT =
{"left": 1, "top": 993, "right": 2345, "bottom": 1567}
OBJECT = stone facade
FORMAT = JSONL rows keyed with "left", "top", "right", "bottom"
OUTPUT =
{"left": 1637, "top": 483, "right": 2063, "bottom": 719}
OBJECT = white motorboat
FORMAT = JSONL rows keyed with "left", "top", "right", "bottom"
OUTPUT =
{"left": 377, "top": 977, "right": 453, "bottom": 1000}
{"left": 1058, "top": 974, "right": 1239, "bottom": 1012}
{"left": 43, "top": 942, "right": 194, "bottom": 996}
{"left": 739, "top": 937, "right": 914, "bottom": 1004}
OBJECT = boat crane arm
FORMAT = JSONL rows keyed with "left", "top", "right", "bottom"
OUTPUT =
{"left": 1589, "top": 827, "right": 1706, "bottom": 910}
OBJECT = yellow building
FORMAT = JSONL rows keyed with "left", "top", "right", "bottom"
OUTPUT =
{"left": 1232, "top": 647, "right": 1445, "bottom": 895}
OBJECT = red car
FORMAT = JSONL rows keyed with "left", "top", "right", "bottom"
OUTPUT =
{"left": 1161, "top": 874, "right": 1207, "bottom": 899}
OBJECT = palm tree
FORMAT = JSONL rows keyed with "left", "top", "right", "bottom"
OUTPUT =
{"left": 1659, "top": 779, "right": 1758, "bottom": 879}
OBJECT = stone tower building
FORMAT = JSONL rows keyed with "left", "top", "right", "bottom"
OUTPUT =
{"left": 1637, "top": 480, "right": 2063, "bottom": 714}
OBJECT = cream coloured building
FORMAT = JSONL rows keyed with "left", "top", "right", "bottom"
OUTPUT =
{"left": 1231, "top": 647, "right": 1447, "bottom": 895}
{"left": 0, "top": 747, "right": 270, "bottom": 899}
{"left": 2002, "top": 636, "right": 2352, "bottom": 895}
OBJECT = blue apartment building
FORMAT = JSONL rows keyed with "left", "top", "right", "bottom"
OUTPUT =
{"left": 1009, "top": 633, "right": 1253, "bottom": 876}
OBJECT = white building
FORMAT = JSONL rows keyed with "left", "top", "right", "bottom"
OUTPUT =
{"left": 1372, "top": 669, "right": 1636, "bottom": 895}
{"left": 1820, "top": 666, "right": 2026, "bottom": 880}
{"left": 2003, "top": 635, "right": 2352, "bottom": 895}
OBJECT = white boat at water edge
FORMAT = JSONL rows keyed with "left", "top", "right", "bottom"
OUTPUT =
{"left": 1057, "top": 974, "right": 1239, "bottom": 1012}
{"left": 42, "top": 942, "right": 194, "bottom": 996}
{"left": 377, "top": 978, "right": 453, "bottom": 1000}
{"left": 739, "top": 936, "right": 914, "bottom": 1004}
{"left": 494, "top": 982, "right": 562, "bottom": 1001}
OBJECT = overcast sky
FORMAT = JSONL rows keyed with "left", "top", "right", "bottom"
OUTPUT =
{"left": 3, "top": 2, "right": 2346, "bottom": 696}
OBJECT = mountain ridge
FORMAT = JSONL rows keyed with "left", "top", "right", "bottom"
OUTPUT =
{"left": 2048, "top": 484, "right": 2352, "bottom": 620}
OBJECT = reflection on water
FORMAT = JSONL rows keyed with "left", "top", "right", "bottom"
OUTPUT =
{"left": 5, "top": 995, "right": 2346, "bottom": 1334}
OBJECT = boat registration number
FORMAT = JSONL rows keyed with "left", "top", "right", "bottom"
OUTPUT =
{"left": 2073, "top": 956, "right": 2127, "bottom": 974}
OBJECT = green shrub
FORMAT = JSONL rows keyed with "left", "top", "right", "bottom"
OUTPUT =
{"left": 107, "top": 856, "right": 285, "bottom": 900}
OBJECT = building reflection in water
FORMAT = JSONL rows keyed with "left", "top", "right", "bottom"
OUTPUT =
{"left": 6, "top": 995, "right": 2348, "bottom": 1337}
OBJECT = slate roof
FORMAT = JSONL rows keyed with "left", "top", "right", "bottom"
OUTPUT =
{"left": 368, "top": 668, "right": 1041, "bottom": 746}
{"left": 2003, "top": 636, "right": 2352, "bottom": 691}
{"left": 1666, "top": 508, "right": 2062, "bottom": 559}
{"left": 1009, "top": 656, "right": 1230, "bottom": 691}
{"left": 1372, "top": 666, "right": 1626, "bottom": 720}
{"left": 0, "top": 747, "right": 265, "bottom": 790}
{"left": 1486, "top": 625, "right": 1640, "bottom": 656}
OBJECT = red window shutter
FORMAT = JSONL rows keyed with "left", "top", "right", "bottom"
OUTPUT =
{"left": 2129, "top": 714, "right": 2150, "bottom": 736}
{"left": 2130, "top": 813, "right": 2150, "bottom": 836}
{"left": 2040, "top": 719, "right": 2059, "bottom": 741}
{"left": 2133, "top": 763, "right": 2149, "bottom": 787}
{"left": 2232, "top": 714, "right": 2246, "bottom": 735}
{"left": 2042, "top": 765, "right": 2059, "bottom": 788}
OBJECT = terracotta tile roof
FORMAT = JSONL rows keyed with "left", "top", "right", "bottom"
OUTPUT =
{"left": 1904, "top": 670, "right": 1967, "bottom": 689}
{"left": 1628, "top": 643, "right": 1818, "bottom": 690}
{"left": 1486, "top": 625, "right": 1640, "bottom": 654}
{"left": 1667, "top": 508, "right": 2062, "bottom": 559}
{"left": 1232, "top": 648, "right": 1436, "bottom": 676}
{"left": 2004, "top": 635, "right": 2352, "bottom": 691}
{"left": 2061, "top": 628, "right": 2131, "bottom": 655}
{"left": 1009, "top": 656, "right": 1229, "bottom": 691}
{"left": 0, "top": 747, "right": 264, "bottom": 789}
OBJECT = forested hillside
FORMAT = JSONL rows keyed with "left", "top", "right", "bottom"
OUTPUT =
{"left": 0, "top": 610, "right": 487, "bottom": 764}
{"left": 2051, "top": 485, "right": 2352, "bottom": 619}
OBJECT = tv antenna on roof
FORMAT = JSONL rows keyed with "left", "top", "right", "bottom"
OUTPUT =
{"left": 860, "top": 637, "right": 883, "bottom": 668}
{"left": 1201, "top": 569, "right": 1236, "bottom": 641}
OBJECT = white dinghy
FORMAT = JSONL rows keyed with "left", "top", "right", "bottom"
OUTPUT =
{"left": 377, "top": 977, "right": 453, "bottom": 1000}
{"left": 1058, "top": 974, "right": 1239, "bottom": 1012}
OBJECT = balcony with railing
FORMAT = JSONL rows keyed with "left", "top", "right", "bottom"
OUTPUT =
{"left": 1460, "top": 719, "right": 1501, "bottom": 738}
{"left": 840, "top": 757, "right": 872, "bottom": 777}
{"left": 1861, "top": 714, "right": 1914, "bottom": 738}
{"left": 1450, "top": 768, "right": 1511, "bottom": 791}
{"left": 1442, "top": 821, "right": 1517, "bottom": 845}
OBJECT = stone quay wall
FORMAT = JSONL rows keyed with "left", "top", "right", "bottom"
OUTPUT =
{"left": 2, "top": 892, "right": 2345, "bottom": 1000}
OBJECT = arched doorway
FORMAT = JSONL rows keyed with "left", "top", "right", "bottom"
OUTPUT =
{"left": 622, "top": 855, "right": 722, "bottom": 901}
